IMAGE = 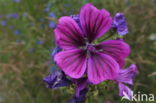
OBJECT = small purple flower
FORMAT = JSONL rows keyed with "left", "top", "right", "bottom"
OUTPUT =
{"left": 14, "top": 30, "right": 20, "bottom": 35}
{"left": 12, "top": 0, "right": 20, "bottom": 3}
{"left": 11, "top": 13, "right": 18, "bottom": 18}
{"left": 43, "top": 71, "right": 72, "bottom": 88}
{"left": 48, "top": 21, "right": 56, "bottom": 29}
{"left": 54, "top": 3, "right": 130, "bottom": 84}
{"left": 1, "top": 20, "right": 7, "bottom": 26}
{"left": 44, "top": 3, "right": 52, "bottom": 12}
{"left": 36, "top": 40, "right": 44, "bottom": 45}
{"left": 6, "top": 13, "right": 19, "bottom": 19}
{"left": 48, "top": 12, "right": 56, "bottom": 18}
{"left": 112, "top": 13, "right": 128, "bottom": 35}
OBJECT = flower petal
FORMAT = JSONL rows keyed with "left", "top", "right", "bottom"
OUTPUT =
{"left": 118, "top": 83, "right": 133, "bottom": 100}
{"left": 43, "top": 71, "right": 72, "bottom": 88}
{"left": 95, "top": 40, "right": 130, "bottom": 68}
{"left": 54, "top": 16, "right": 85, "bottom": 50}
{"left": 68, "top": 88, "right": 88, "bottom": 103}
{"left": 116, "top": 64, "right": 138, "bottom": 85}
{"left": 51, "top": 46, "right": 62, "bottom": 58}
{"left": 74, "top": 77, "right": 88, "bottom": 97}
{"left": 112, "top": 13, "right": 129, "bottom": 36}
{"left": 117, "top": 23, "right": 129, "bottom": 35}
{"left": 54, "top": 49, "right": 87, "bottom": 78}
{"left": 80, "top": 3, "right": 112, "bottom": 42}
{"left": 87, "top": 52, "right": 119, "bottom": 84}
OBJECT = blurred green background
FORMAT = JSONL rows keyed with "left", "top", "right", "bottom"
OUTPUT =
{"left": 0, "top": 0, "right": 156, "bottom": 103}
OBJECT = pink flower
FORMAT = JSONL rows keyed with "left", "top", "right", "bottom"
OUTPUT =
{"left": 54, "top": 3, "right": 130, "bottom": 84}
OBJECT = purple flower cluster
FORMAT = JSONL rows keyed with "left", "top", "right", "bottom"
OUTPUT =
{"left": 44, "top": 3, "right": 57, "bottom": 29}
{"left": 43, "top": 3, "right": 138, "bottom": 103}
{"left": 0, "top": 10, "right": 48, "bottom": 52}
{"left": 47, "top": 12, "right": 56, "bottom": 29}
{"left": 112, "top": 13, "right": 129, "bottom": 35}
{"left": 0, "top": 20, "right": 7, "bottom": 26}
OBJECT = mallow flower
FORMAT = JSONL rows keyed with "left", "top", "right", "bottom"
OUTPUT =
{"left": 54, "top": 3, "right": 130, "bottom": 84}
{"left": 116, "top": 64, "right": 138, "bottom": 100}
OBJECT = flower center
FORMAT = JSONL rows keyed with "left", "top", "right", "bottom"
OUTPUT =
{"left": 86, "top": 44, "right": 96, "bottom": 52}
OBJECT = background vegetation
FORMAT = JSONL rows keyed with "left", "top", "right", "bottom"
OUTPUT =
{"left": 0, "top": 0, "right": 156, "bottom": 103}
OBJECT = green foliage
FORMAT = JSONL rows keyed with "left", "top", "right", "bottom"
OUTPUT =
{"left": 0, "top": 0, "right": 156, "bottom": 103}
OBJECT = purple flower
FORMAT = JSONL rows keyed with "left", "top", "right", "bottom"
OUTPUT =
{"left": 116, "top": 64, "right": 138, "bottom": 100}
{"left": 48, "top": 21, "right": 56, "bottom": 28}
{"left": 44, "top": 3, "right": 52, "bottom": 12}
{"left": 43, "top": 71, "right": 72, "bottom": 88}
{"left": 118, "top": 83, "right": 133, "bottom": 100}
{"left": 54, "top": 3, "right": 130, "bottom": 84}
{"left": 14, "top": 30, "right": 20, "bottom": 35}
{"left": 1, "top": 20, "right": 7, "bottom": 26}
{"left": 12, "top": 0, "right": 20, "bottom": 3}
{"left": 48, "top": 12, "right": 56, "bottom": 18}
{"left": 7, "top": 13, "right": 19, "bottom": 19}
{"left": 36, "top": 40, "right": 44, "bottom": 45}
{"left": 112, "top": 13, "right": 128, "bottom": 35}
{"left": 116, "top": 64, "right": 138, "bottom": 85}
{"left": 51, "top": 46, "right": 62, "bottom": 58}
